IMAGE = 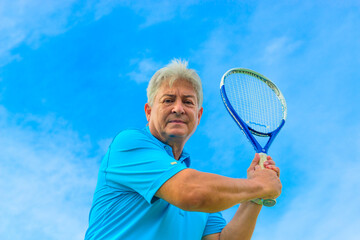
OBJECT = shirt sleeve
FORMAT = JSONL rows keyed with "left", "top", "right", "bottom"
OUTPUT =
{"left": 202, "top": 212, "right": 227, "bottom": 237}
{"left": 103, "top": 129, "right": 187, "bottom": 204}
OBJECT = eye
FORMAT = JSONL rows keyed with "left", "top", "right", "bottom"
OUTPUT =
{"left": 184, "top": 99, "right": 195, "bottom": 105}
{"left": 163, "top": 98, "right": 174, "bottom": 103}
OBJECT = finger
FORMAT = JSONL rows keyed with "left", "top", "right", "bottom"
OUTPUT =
{"left": 265, "top": 165, "right": 280, "bottom": 177}
{"left": 263, "top": 159, "right": 276, "bottom": 167}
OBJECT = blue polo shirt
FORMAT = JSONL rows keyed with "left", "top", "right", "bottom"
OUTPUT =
{"left": 85, "top": 127, "right": 226, "bottom": 240}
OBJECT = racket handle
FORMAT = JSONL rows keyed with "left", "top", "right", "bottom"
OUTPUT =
{"left": 258, "top": 153, "right": 277, "bottom": 207}
{"left": 251, "top": 198, "right": 276, "bottom": 206}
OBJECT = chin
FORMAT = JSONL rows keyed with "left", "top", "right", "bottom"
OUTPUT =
{"left": 167, "top": 130, "right": 188, "bottom": 138}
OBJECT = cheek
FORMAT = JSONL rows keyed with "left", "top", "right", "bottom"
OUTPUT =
{"left": 189, "top": 111, "right": 198, "bottom": 123}
{"left": 157, "top": 109, "right": 168, "bottom": 124}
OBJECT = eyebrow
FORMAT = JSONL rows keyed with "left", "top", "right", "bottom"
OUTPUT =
{"left": 160, "top": 94, "right": 196, "bottom": 99}
{"left": 183, "top": 95, "right": 196, "bottom": 99}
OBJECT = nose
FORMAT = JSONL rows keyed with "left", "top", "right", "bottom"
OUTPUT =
{"left": 172, "top": 99, "right": 185, "bottom": 115}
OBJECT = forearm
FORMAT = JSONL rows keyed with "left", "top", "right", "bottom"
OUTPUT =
{"left": 173, "top": 169, "right": 267, "bottom": 212}
{"left": 219, "top": 201, "right": 262, "bottom": 240}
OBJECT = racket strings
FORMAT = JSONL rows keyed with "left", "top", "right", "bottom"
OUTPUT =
{"left": 225, "top": 73, "right": 284, "bottom": 134}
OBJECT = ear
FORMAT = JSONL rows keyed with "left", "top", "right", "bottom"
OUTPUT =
{"left": 145, "top": 103, "right": 152, "bottom": 122}
{"left": 197, "top": 107, "right": 203, "bottom": 125}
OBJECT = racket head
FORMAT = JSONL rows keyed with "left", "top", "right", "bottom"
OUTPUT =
{"left": 220, "top": 68, "right": 287, "bottom": 138}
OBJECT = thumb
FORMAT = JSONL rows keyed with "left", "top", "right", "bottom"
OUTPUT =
{"left": 255, "top": 164, "right": 262, "bottom": 171}
{"left": 250, "top": 153, "right": 260, "bottom": 169}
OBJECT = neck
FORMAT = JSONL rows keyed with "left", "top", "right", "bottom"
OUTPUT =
{"left": 167, "top": 141, "right": 185, "bottom": 160}
{"left": 147, "top": 126, "right": 188, "bottom": 160}
{"left": 156, "top": 134, "right": 186, "bottom": 160}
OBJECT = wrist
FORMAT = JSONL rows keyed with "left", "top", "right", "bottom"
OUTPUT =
{"left": 241, "top": 200, "right": 263, "bottom": 210}
{"left": 245, "top": 178, "right": 265, "bottom": 196}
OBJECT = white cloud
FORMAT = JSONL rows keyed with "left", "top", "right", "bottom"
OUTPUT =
{"left": 127, "top": 58, "right": 162, "bottom": 84}
{"left": 261, "top": 36, "right": 302, "bottom": 65}
{"left": 263, "top": 154, "right": 360, "bottom": 240}
{"left": 0, "top": 0, "right": 201, "bottom": 67}
{"left": 189, "top": 3, "right": 360, "bottom": 239}
{"left": 94, "top": 0, "right": 200, "bottom": 27}
{"left": 92, "top": 0, "right": 126, "bottom": 20}
{"left": 0, "top": 106, "right": 101, "bottom": 240}
{"left": 0, "top": 0, "right": 81, "bottom": 66}
{"left": 134, "top": 0, "right": 199, "bottom": 28}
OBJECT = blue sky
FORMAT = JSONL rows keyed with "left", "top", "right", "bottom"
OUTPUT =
{"left": 1, "top": 1, "right": 360, "bottom": 239}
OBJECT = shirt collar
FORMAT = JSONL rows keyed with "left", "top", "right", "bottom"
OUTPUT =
{"left": 144, "top": 126, "right": 191, "bottom": 167}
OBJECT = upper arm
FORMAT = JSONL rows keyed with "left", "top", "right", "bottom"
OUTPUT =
{"left": 155, "top": 168, "right": 206, "bottom": 211}
{"left": 202, "top": 233, "right": 221, "bottom": 240}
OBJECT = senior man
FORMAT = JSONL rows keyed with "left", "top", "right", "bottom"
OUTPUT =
{"left": 85, "top": 59, "right": 281, "bottom": 240}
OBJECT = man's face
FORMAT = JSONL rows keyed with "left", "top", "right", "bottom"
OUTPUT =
{"left": 145, "top": 79, "right": 203, "bottom": 144}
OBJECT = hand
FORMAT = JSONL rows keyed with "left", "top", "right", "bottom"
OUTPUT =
{"left": 263, "top": 155, "right": 280, "bottom": 177}
{"left": 247, "top": 154, "right": 282, "bottom": 199}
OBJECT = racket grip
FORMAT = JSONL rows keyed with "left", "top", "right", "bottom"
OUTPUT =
{"left": 258, "top": 153, "right": 277, "bottom": 207}
{"left": 251, "top": 198, "right": 276, "bottom": 207}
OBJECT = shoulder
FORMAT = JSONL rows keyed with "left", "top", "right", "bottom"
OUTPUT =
{"left": 114, "top": 128, "right": 147, "bottom": 140}
{"left": 111, "top": 127, "right": 162, "bottom": 151}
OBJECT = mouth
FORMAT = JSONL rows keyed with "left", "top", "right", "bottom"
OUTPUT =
{"left": 168, "top": 119, "right": 186, "bottom": 124}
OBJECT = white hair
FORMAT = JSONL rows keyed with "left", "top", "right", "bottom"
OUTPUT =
{"left": 146, "top": 59, "right": 203, "bottom": 109}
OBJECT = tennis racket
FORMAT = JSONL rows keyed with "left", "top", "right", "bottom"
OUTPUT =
{"left": 220, "top": 68, "right": 287, "bottom": 207}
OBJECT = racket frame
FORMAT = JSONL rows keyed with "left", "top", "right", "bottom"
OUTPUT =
{"left": 220, "top": 68, "right": 287, "bottom": 206}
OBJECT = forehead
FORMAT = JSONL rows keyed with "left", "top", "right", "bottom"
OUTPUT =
{"left": 157, "top": 79, "right": 196, "bottom": 96}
